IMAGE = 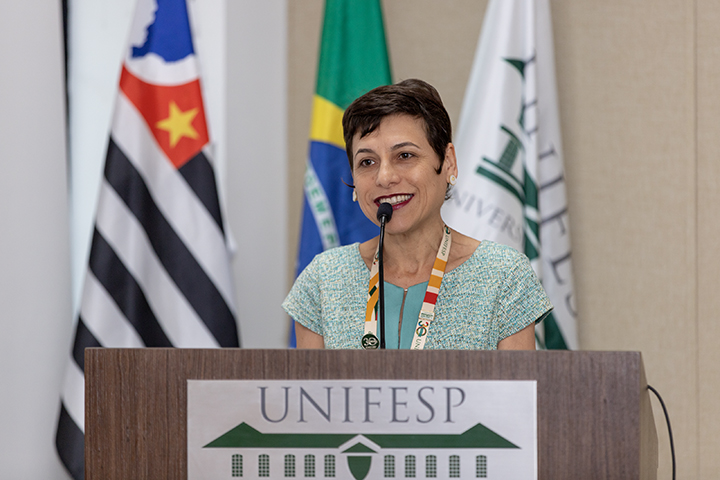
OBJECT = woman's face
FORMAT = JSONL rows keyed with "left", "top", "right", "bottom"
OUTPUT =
{"left": 351, "top": 114, "right": 457, "bottom": 236}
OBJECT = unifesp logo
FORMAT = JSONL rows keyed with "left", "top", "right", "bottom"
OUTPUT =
{"left": 188, "top": 380, "right": 537, "bottom": 479}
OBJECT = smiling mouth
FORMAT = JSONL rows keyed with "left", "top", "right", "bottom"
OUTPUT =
{"left": 375, "top": 194, "right": 413, "bottom": 208}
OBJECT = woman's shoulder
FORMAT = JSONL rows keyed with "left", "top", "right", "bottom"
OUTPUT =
{"left": 460, "top": 240, "right": 530, "bottom": 273}
{"left": 302, "top": 243, "right": 364, "bottom": 275}
{"left": 478, "top": 239, "right": 526, "bottom": 258}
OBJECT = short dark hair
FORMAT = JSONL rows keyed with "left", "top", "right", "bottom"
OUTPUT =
{"left": 342, "top": 79, "right": 452, "bottom": 173}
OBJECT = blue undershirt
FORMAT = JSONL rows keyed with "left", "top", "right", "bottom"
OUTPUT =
{"left": 381, "top": 281, "right": 429, "bottom": 349}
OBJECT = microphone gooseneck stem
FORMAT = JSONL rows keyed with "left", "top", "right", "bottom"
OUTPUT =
{"left": 378, "top": 216, "right": 387, "bottom": 349}
{"left": 375, "top": 202, "right": 392, "bottom": 350}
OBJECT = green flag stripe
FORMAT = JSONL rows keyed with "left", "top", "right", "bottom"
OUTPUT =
{"left": 541, "top": 311, "right": 568, "bottom": 349}
{"left": 478, "top": 156, "right": 524, "bottom": 194}
{"left": 316, "top": 0, "right": 392, "bottom": 109}
{"left": 523, "top": 170, "right": 538, "bottom": 209}
{"left": 476, "top": 165, "right": 525, "bottom": 204}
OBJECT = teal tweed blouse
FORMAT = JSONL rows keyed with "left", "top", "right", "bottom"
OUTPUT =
{"left": 282, "top": 241, "right": 552, "bottom": 350}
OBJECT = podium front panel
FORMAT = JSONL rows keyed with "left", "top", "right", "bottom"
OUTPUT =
{"left": 85, "top": 349, "right": 657, "bottom": 479}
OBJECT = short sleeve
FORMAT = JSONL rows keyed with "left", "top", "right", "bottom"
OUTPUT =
{"left": 496, "top": 253, "right": 553, "bottom": 341}
{"left": 282, "top": 259, "right": 324, "bottom": 336}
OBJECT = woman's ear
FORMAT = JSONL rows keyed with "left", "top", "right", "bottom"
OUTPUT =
{"left": 444, "top": 143, "right": 459, "bottom": 179}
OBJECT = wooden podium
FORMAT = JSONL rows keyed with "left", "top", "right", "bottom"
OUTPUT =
{"left": 85, "top": 349, "right": 657, "bottom": 479}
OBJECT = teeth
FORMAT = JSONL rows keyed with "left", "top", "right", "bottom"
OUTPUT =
{"left": 382, "top": 194, "right": 412, "bottom": 205}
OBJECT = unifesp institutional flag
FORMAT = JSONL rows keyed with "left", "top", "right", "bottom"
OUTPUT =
{"left": 290, "top": 0, "right": 392, "bottom": 346}
{"left": 56, "top": 1, "right": 239, "bottom": 478}
{"left": 441, "top": 0, "right": 578, "bottom": 349}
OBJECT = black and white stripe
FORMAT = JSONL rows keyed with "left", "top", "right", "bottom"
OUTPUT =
{"left": 179, "top": 150, "right": 225, "bottom": 232}
{"left": 56, "top": 87, "right": 239, "bottom": 479}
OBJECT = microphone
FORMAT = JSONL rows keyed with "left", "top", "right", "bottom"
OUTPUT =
{"left": 376, "top": 202, "right": 392, "bottom": 349}
{"left": 377, "top": 202, "right": 393, "bottom": 224}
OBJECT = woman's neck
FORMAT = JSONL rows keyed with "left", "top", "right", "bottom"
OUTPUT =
{"left": 381, "top": 220, "right": 446, "bottom": 287}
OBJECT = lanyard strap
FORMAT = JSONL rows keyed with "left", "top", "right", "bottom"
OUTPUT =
{"left": 362, "top": 226, "right": 452, "bottom": 350}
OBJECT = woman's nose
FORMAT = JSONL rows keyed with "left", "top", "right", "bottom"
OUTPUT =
{"left": 376, "top": 160, "right": 398, "bottom": 187}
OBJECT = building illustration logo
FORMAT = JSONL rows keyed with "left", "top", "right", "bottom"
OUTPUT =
{"left": 187, "top": 380, "right": 537, "bottom": 479}
{"left": 204, "top": 421, "right": 518, "bottom": 479}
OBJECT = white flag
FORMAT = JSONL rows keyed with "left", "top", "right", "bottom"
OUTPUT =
{"left": 442, "top": 0, "right": 578, "bottom": 349}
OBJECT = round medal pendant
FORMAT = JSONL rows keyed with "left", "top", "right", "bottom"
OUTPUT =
{"left": 361, "top": 333, "right": 379, "bottom": 349}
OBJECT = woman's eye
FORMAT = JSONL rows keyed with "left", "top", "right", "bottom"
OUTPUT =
{"left": 399, "top": 152, "right": 414, "bottom": 160}
{"left": 357, "top": 158, "right": 373, "bottom": 168}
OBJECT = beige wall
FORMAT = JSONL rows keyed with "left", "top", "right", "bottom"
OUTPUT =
{"left": 289, "top": 1, "right": 718, "bottom": 478}
{"left": 697, "top": 0, "right": 720, "bottom": 476}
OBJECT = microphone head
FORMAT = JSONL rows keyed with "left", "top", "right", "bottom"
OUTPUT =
{"left": 377, "top": 202, "right": 393, "bottom": 223}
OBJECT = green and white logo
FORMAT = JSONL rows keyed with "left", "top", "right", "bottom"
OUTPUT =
{"left": 473, "top": 55, "right": 540, "bottom": 262}
{"left": 188, "top": 380, "right": 537, "bottom": 479}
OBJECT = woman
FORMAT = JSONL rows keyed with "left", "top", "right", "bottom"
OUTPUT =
{"left": 283, "top": 79, "right": 552, "bottom": 350}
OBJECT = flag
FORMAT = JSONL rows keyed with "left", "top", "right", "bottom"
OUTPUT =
{"left": 290, "top": 0, "right": 392, "bottom": 346}
{"left": 441, "top": 0, "right": 578, "bottom": 349}
{"left": 56, "top": 1, "right": 239, "bottom": 477}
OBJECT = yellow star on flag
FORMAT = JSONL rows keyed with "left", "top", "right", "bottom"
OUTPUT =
{"left": 156, "top": 101, "right": 200, "bottom": 148}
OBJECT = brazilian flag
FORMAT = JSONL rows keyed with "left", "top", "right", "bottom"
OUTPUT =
{"left": 291, "top": 0, "right": 392, "bottom": 334}
{"left": 291, "top": 0, "right": 392, "bottom": 346}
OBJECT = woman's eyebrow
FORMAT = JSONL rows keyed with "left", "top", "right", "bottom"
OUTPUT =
{"left": 354, "top": 142, "right": 420, "bottom": 159}
{"left": 353, "top": 147, "right": 376, "bottom": 159}
{"left": 390, "top": 141, "right": 420, "bottom": 151}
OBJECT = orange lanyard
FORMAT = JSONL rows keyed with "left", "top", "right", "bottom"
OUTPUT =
{"left": 362, "top": 226, "right": 452, "bottom": 350}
